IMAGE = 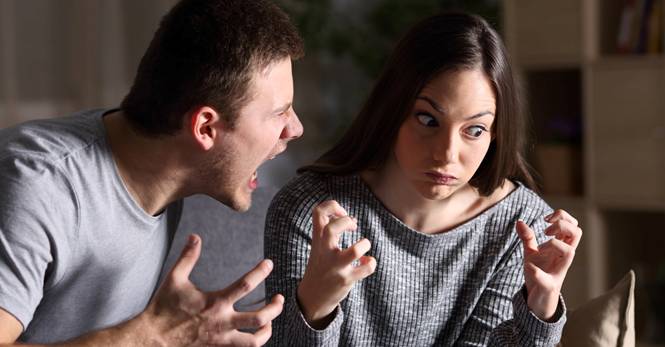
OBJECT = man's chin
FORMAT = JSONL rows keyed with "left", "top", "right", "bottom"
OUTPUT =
{"left": 228, "top": 193, "right": 252, "bottom": 212}
{"left": 212, "top": 192, "right": 252, "bottom": 212}
{"left": 231, "top": 200, "right": 251, "bottom": 212}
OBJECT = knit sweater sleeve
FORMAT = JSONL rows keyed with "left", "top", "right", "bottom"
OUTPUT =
{"left": 264, "top": 175, "right": 343, "bottom": 347}
{"left": 456, "top": 216, "right": 567, "bottom": 346}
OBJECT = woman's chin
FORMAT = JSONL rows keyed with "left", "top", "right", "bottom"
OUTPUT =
{"left": 415, "top": 183, "right": 458, "bottom": 201}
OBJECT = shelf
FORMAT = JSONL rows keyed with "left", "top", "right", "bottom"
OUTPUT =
{"left": 597, "top": 0, "right": 665, "bottom": 57}
{"left": 595, "top": 54, "right": 665, "bottom": 68}
{"left": 588, "top": 63, "right": 665, "bottom": 207}
{"left": 505, "top": 0, "right": 583, "bottom": 66}
{"left": 596, "top": 197, "right": 665, "bottom": 212}
{"left": 524, "top": 69, "right": 584, "bottom": 197}
{"left": 505, "top": 1, "right": 665, "bottom": 343}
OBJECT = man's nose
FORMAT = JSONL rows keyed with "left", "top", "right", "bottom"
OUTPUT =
{"left": 281, "top": 111, "right": 303, "bottom": 140}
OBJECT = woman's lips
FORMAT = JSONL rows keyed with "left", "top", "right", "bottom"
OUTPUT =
{"left": 424, "top": 171, "right": 457, "bottom": 185}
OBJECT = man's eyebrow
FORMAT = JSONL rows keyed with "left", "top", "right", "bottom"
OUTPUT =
{"left": 273, "top": 102, "right": 292, "bottom": 114}
{"left": 416, "top": 96, "right": 494, "bottom": 120}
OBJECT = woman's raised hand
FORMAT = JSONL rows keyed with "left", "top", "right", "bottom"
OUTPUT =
{"left": 516, "top": 209, "right": 582, "bottom": 321}
{"left": 297, "top": 200, "right": 377, "bottom": 329}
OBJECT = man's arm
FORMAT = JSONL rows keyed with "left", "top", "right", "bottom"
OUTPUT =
{"left": 0, "top": 307, "right": 151, "bottom": 347}
{"left": 0, "top": 234, "right": 284, "bottom": 347}
{"left": 0, "top": 311, "right": 150, "bottom": 347}
{"left": 0, "top": 309, "right": 22, "bottom": 343}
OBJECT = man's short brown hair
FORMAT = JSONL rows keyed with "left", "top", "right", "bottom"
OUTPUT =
{"left": 121, "top": 0, "right": 304, "bottom": 136}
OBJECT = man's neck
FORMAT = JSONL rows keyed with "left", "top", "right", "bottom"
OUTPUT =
{"left": 102, "top": 111, "right": 190, "bottom": 216}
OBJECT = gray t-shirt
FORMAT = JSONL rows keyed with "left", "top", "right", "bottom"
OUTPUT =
{"left": 265, "top": 172, "right": 566, "bottom": 346}
{"left": 0, "top": 109, "right": 182, "bottom": 343}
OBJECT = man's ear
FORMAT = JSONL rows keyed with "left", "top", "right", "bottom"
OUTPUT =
{"left": 188, "top": 106, "right": 224, "bottom": 151}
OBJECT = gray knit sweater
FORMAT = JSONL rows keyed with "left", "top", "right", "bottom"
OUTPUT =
{"left": 265, "top": 172, "right": 566, "bottom": 346}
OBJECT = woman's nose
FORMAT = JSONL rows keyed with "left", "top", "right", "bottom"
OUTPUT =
{"left": 432, "top": 131, "right": 459, "bottom": 163}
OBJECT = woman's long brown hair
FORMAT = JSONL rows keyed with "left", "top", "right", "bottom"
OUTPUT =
{"left": 300, "top": 12, "right": 536, "bottom": 196}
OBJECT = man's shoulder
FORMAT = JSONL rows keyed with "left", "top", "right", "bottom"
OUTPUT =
{"left": 0, "top": 109, "right": 111, "bottom": 187}
{"left": 0, "top": 109, "right": 108, "bottom": 167}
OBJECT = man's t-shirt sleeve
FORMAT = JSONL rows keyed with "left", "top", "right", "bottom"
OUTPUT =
{"left": 0, "top": 159, "right": 77, "bottom": 330}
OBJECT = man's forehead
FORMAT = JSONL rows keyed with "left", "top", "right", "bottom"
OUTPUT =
{"left": 241, "top": 58, "right": 293, "bottom": 110}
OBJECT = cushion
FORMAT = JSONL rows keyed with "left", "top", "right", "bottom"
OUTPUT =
{"left": 559, "top": 270, "right": 636, "bottom": 347}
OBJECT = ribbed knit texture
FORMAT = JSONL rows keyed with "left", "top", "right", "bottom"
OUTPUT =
{"left": 265, "top": 172, "right": 566, "bottom": 346}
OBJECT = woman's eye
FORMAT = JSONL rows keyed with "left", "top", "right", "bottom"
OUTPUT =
{"left": 416, "top": 113, "right": 438, "bottom": 127}
{"left": 464, "top": 125, "right": 487, "bottom": 138}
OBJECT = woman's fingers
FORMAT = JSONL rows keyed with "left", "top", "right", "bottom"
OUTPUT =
{"left": 313, "top": 200, "right": 348, "bottom": 238}
{"left": 348, "top": 255, "right": 377, "bottom": 281}
{"left": 545, "top": 209, "right": 578, "bottom": 226}
{"left": 525, "top": 238, "right": 575, "bottom": 280}
{"left": 544, "top": 218, "right": 583, "bottom": 248}
{"left": 538, "top": 238, "right": 575, "bottom": 266}
{"left": 312, "top": 200, "right": 358, "bottom": 250}
{"left": 339, "top": 238, "right": 371, "bottom": 265}
{"left": 321, "top": 215, "right": 358, "bottom": 250}
{"left": 516, "top": 221, "right": 539, "bottom": 256}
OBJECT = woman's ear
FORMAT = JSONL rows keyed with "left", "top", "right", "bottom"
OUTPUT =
{"left": 189, "top": 106, "right": 222, "bottom": 151}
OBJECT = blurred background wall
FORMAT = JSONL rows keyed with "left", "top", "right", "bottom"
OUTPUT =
{"left": 0, "top": 0, "right": 177, "bottom": 125}
{"left": 0, "top": 0, "right": 663, "bottom": 344}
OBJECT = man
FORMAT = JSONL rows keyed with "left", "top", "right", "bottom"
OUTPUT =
{"left": 0, "top": 0, "right": 303, "bottom": 345}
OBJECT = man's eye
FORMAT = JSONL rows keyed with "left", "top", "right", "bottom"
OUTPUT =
{"left": 416, "top": 113, "right": 438, "bottom": 127}
{"left": 464, "top": 125, "right": 487, "bottom": 138}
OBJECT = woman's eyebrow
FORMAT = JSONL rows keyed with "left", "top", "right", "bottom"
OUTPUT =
{"left": 417, "top": 96, "right": 445, "bottom": 114}
{"left": 466, "top": 111, "right": 494, "bottom": 120}
{"left": 416, "top": 96, "right": 494, "bottom": 119}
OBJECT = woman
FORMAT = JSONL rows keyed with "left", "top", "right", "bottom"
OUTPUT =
{"left": 265, "top": 12, "right": 581, "bottom": 346}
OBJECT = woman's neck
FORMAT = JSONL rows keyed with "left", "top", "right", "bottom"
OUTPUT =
{"left": 360, "top": 162, "right": 515, "bottom": 234}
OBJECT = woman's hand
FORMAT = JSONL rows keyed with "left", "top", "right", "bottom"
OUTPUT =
{"left": 516, "top": 209, "right": 582, "bottom": 321}
{"left": 297, "top": 200, "right": 377, "bottom": 329}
